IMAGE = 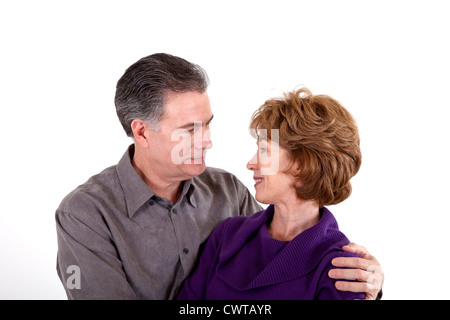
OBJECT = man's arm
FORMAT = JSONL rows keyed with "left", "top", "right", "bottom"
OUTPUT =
{"left": 56, "top": 210, "right": 137, "bottom": 299}
{"left": 328, "top": 243, "right": 384, "bottom": 300}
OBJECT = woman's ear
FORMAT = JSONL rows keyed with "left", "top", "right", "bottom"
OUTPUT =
{"left": 131, "top": 119, "right": 150, "bottom": 148}
{"left": 289, "top": 158, "right": 301, "bottom": 175}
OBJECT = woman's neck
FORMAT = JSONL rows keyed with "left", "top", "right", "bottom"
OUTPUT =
{"left": 268, "top": 199, "right": 320, "bottom": 241}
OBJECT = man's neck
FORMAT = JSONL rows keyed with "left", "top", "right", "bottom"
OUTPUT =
{"left": 131, "top": 149, "right": 183, "bottom": 204}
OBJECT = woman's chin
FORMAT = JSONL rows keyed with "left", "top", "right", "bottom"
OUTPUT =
{"left": 255, "top": 194, "right": 270, "bottom": 205}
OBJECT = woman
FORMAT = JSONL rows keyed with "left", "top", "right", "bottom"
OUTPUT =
{"left": 177, "top": 87, "right": 365, "bottom": 300}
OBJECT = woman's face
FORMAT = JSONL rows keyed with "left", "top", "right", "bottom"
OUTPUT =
{"left": 247, "top": 139, "right": 298, "bottom": 205}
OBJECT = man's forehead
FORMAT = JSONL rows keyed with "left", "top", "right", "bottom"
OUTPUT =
{"left": 161, "top": 91, "right": 212, "bottom": 124}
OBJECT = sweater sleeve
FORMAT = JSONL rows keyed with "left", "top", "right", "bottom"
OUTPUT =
{"left": 315, "top": 251, "right": 366, "bottom": 300}
{"left": 176, "top": 219, "right": 228, "bottom": 300}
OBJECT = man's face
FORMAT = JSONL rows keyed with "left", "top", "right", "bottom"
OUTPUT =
{"left": 146, "top": 90, "right": 213, "bottom": 181}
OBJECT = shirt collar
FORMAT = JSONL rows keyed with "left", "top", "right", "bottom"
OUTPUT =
{"left": 116, "top": 144, "right": 197, "bottom": 218}
{"left": 182, "top": 178, "right": 197, "bottom": 208}
{"left": 116, "top": 145, "right": 155, "bottom": 218}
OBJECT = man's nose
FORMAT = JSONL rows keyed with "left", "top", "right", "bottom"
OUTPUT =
{"left": 203, "top": 128, "right": 212, "bottom": 149}
{"left": 194, "top": 127, "right": 212, "bottom": 149}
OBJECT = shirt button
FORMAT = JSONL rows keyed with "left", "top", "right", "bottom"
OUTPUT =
{"left": 155, "top": 196, "right": 161, "bottom": 201}
{"left": 183, "top": 248, "right": 189, "bottom": 254}
{"left": 149, "top": 201, "right": 155, "bottom": 206}
{"left": 172, "top": 208, "right": 177, "bottom": 214}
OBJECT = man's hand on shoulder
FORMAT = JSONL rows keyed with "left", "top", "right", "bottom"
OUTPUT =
{"left": 328, "top": 243, "right": 384, "bottom": 300}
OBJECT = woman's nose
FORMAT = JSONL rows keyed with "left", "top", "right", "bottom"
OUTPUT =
{"left": 247, "top": 153, "right": 258, "bottom": 170}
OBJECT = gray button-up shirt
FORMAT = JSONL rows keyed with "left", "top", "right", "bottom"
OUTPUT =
{"left": 56, "top": 145, "right": 262, "bottom": 299}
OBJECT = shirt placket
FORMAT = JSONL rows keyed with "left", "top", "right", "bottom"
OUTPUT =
{"left": 169, "top": 200, "right": 201, "bottom": 278}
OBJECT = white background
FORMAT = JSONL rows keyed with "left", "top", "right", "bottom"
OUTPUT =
{"left": 1, "top": 0, "right": 449, "bottom": 300}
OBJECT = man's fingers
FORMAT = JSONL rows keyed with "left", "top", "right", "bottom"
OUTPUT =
{"left": 329, "top": 265, "right": 383, "bottom": 292}
{"left": 333, "top": 243, "right": 384, "bottom": 300}
{"left": 342, "top": 243, "right": 371, "bottom": 259}
{"left": 331, "top": 256, "right": 372, "bottom": 270}
{"left": 334, "top": 280, "right": 377, "bottom": 298}
{"left": 328, "top": 268, "right": 373, "bottom": 282}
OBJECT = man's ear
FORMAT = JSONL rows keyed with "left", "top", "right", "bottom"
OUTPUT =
{"left": 131, "top": 119, "right": 151, "bottom": 148}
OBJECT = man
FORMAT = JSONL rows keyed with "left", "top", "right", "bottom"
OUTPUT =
{"left": 56, "top": 53, "right": 383, "bottom": 299}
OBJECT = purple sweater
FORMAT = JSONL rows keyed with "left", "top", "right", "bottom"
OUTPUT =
{"left": 177, "top": 205, "right": 365, "bottom": 300}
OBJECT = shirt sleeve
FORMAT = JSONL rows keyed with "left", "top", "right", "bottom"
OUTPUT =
{"left": 176, "top": 219, "right": 227, "bottom": 300}
{"left": 314, "top": 252, "right": 366, "bottom": 300}
{"left": 56, "top": 208, "right": 137, "bottom": 299}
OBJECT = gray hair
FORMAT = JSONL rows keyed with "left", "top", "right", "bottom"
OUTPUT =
{"left": 114, "top": 53, "right": 209, "bottom": 136}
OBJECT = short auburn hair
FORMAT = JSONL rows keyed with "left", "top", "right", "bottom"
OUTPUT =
{"left": 249, "top": 87, "right": 362, "bottom": 208}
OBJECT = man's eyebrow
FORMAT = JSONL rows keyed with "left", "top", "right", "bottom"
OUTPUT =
{"left": 177, "top": 115, "right": 214, "bottom": 129}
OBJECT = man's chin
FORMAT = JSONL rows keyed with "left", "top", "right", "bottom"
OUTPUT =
{"left": 183, "top": 162, "right": 207, "bottom": 177}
